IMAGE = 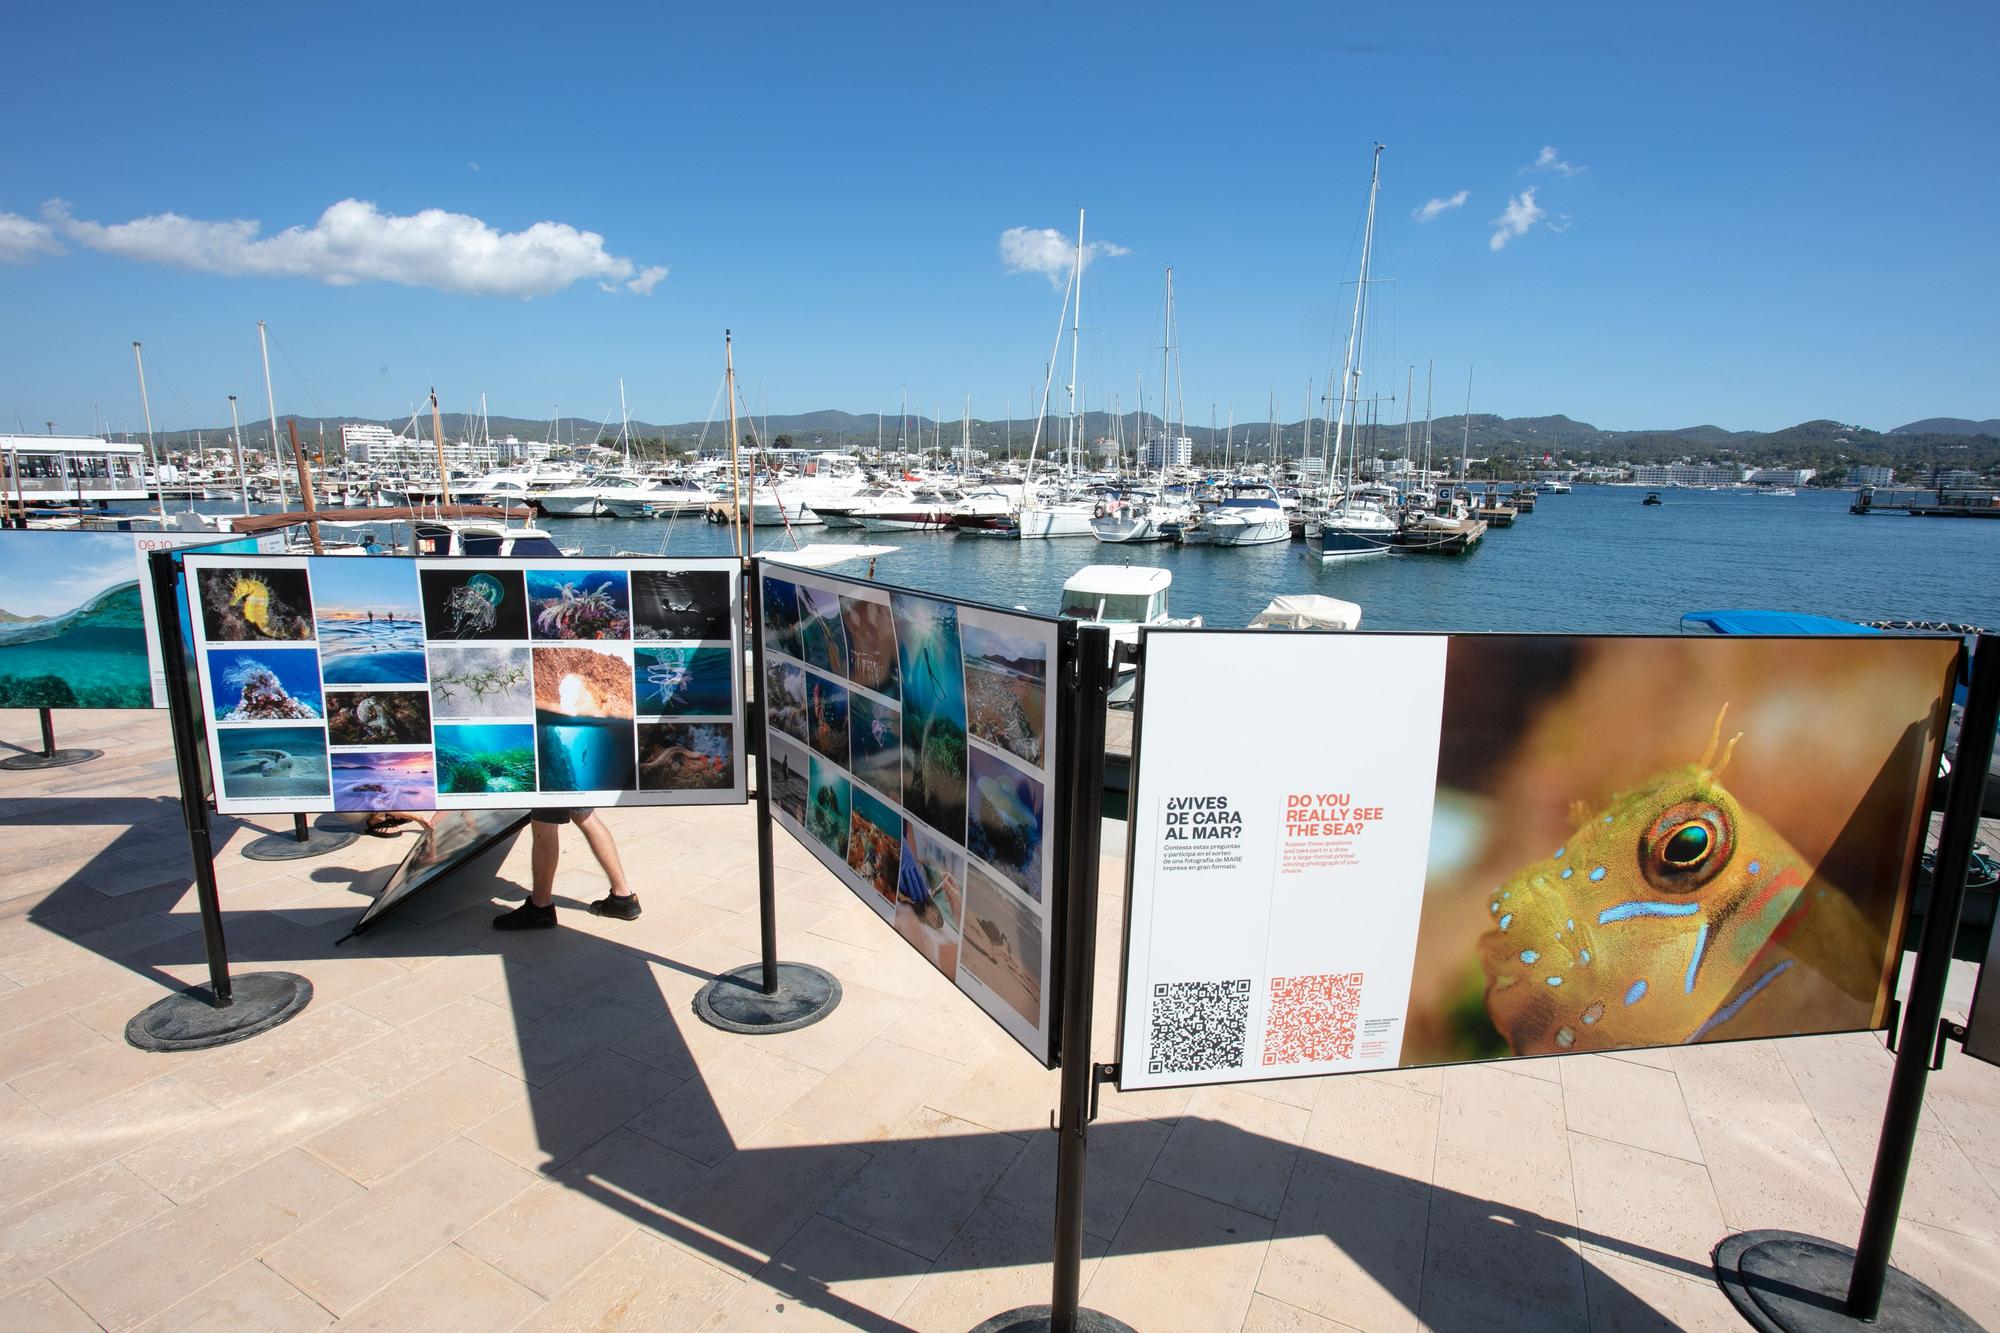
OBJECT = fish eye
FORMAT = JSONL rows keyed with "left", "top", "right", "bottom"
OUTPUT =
{"left": 1639, "top": 800, "right": 1733, "bottom": 893}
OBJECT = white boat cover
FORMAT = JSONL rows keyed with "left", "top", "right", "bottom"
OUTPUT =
{"left": 1248, "top": 594, "right": 1362, "bottom": 631}
{"left": 759, "top": 543, "right": 901, "bottom": 569}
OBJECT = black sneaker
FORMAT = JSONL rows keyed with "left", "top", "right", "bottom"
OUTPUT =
{"left": 493, "top": 900, "right": 556, "bottom": 931}
{"left": 589, "top": 893, "right": 642, "bottom": 921}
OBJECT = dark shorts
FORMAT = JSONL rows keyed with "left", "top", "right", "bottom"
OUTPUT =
{"left": 530, "top": 807, "right": 594, "bottom": 826}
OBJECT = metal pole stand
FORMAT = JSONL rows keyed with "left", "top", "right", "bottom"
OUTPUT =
{"left": 0, "top": 708, "right": 102, "bottom": 770}
{"left": 242, "top": 811, "right": 359, "bottom": 861}
{"left": 127, "top": 971, "right": 315, "bottom": 1052}
{"left": 975, "top": 626, "right": 1134, "bottom": 1333}
{"left": 695, "top": 560, "right": 841, "bottom": 1035}
{"left": 1712, "top": 635, "right": 1998, "bottom": 1332}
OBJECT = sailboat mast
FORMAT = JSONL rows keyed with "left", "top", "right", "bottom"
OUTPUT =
{"left": 1422, "top": 359, "right": 1435, "bottom": 488}
{"left": 131, "top": 340, "right": 166, "bottom": 524}
{"left": 1065, "top": 208, "right": 1085, "bottom": 485}
{"left": 726, "top": 331, "right": 743, "bottom": 560}
{"left": 618, "top": 377, "right": 631, "bottom": 471}
{"left": 1331, "top": 142, "right": 1385, "bottom": 502}
{"left": 1460, "top": 367, "right": 1474, "bottom": 485}
{"left": 227, "top": 394, "right": 249, "bottom": 515}
{"left": 257, "top": 321, "right": 288, "bottom": 509}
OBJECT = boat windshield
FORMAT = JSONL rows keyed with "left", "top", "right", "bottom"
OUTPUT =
{"left": 504, "top": 536, "right": 565, "bottom": 557}
{"left": 1059, "top": 589, "right": 1154, "bottom": 622}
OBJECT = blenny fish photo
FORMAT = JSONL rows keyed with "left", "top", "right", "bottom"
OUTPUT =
{"left": 1398, "top": 635, "right": 1959, "bottom": 1065}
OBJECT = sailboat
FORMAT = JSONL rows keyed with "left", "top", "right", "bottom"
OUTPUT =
{"left": 1012, "top": 209, "right": 1098, "bottom": 540}
{"left": 1308, "top": 144, "right": 1399, "bottom": 562}
{"left": 1095, "top": 267, "right": 1197, "bottom": 543}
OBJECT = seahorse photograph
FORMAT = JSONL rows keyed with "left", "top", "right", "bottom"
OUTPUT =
{"left": 196, "top": 566, "right": 314, "bottom": 642}
{"left": 418, "top": 568, "right": 528, "bottom": 641}
{"left": 1396, "top": 635, "right": 1959, "bottom": 1066}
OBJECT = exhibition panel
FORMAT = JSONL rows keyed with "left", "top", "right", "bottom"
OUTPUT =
{"left": 758, "top": 562, "right": 1068, "bottom": 1065}
{"left": 182, "top": 552, "right": 746, "bottom": 814}
{"left": 1117, "top": 630, "right": 1961, "bottom": 1090}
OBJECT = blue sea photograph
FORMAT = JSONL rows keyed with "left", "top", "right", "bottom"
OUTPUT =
{"left": 313, "top": 558, "right": 427, "bottom": 683}
{"left": 205, "top": 647, "right": 324, "bottom": 722}
{"left": 332, "top": 750, "right": 436, "bottom": 812}
{"left": 892, "top": 592, "right": 968, "bottom": 842}
{"left": 762, "top": 578, "right": 802, "bottom": 660}
{"left": 216, "top": 725, "right": 330, "bottom": 801}
{"left": 527, "top": 569, "right": 632, "bottom": 640}
{"left": 435, "top": 723, "right": 537, "bottom": 795}
{"left": 536, "top": 717, "right": 636, "bottom": 792}
{"left": 634, "top": 644, "right": 733, "bottom": 716}
{"left": 0, "top": 531, "right": 150, "bottom": 708}
{"left": 967, "top": 746, "right": 1044, "bottom": 902}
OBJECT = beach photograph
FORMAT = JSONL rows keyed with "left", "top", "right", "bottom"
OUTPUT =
{"left": 632, "top": 568, "right": 731, "bottom": 641}
{"left": 849, "top": 693, "right": 901, "bottom": 799}
{"left": 312, "top": 558, "right": 427, "bottom": 683}
{"left": 638, "top": 721, "right": 734, "bottom": 791}
{"left": 332, "top": 749, "right": 436, "bottom": 812}
{"left": 769, "top": 734, "right": 810, "bottom": 824}
{"left": 326, "top": 687, "right": 432, "bottom": 747}
{"left": 765, "top": 659, "right": 809, "bottom": 743}
{"left": 635, "top": 643, "right": 733, "bottom": 716}
{"left": 961, "top": 864, "right": 1043, "bottom": 1028}
{"left": 807, "top": 754, "right": 851, "bottom": 860}
{"left": 847, "top": 786, "right": 903, "bottom": 906}
{"left": 216, "top": 725, "right": 330, "bottom": 801}
{"left": 527, "top": 568, "right": 632, "bottom": 640}
{"left": 892, "top": 592, "right": 968, "bottom": 843}
{"left": 434, "top": 723, "right": 537, "bottom": 796}
{"left": 896, "top": 817, "right": 966, "bottom": 977}
{"left": 426, "top": 643, "right": 533, "bottom": 719}
{"left": 840, "top": 595, "right": 899, "bottom": 699}
{"left": 797, "top": 585, "right": 848, "bottom": 677}
{"left": 205, "top": 647, "right": 323, "bottom": 722}
{"left": 0, "top": 531, "right": 150, "bottom": 709}
{"left": 962, "top": 620, "right": 1049, "bottom": 768}
{"left": 533, "top": 643, "right": 636, "bottom": 792}
{"left": 418, "top": 567, "right": 529, "bottom": 641}
{"left": 197, "top": 566, "right": 315, "bottom": 642}
{"left": 807, "top": 672, "right": 850, "bottom": 764}
{"left": 968, "top": 747, "right": 1045, "bottom": 902}
{"left": 761, "top": 577, "right": 802, "bottom": 660}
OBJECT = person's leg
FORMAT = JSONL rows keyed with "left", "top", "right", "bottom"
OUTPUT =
{"left": 573, "top": 810, "right": 632, "bottom": 897}
{"left": 529, "top": 819, "right": 561, "bottom": 907}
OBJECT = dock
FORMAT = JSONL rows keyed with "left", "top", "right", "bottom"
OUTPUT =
{"left": 1852, "top": 486, "right": 2000, "bottom": 518}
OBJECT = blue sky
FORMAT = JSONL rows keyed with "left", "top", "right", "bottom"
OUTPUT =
{"left": 3, "top": 2, "right": 1994, "bottom": 437}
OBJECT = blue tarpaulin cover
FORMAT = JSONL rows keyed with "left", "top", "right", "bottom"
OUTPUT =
{"left": 1681, "top": 609, "right": 1881, "bottom": 635}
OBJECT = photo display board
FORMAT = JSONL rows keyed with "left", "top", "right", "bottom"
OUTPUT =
{"left": 0, "top": 529, "right": 268, "bottom": 710}
{"left": 183, "top": 553, "right": 746, "bottom": 815}
{"left": 758, "top": 564, "right": 1064, "bottom": 1064}
{"left": 1117, "top": 631, "right": 1960, "bottom": 1091}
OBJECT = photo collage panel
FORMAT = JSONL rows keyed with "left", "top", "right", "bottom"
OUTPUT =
{"left": 186, "top": 555, "right": 746, "bottom": 815}
{"left": 759, "top": 567, "right": 1061, "bottom": 1063}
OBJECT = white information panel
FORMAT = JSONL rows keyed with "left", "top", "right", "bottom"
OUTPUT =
{"left": 1118, "top": 632, "right": 1447, "bottom": 1088}
{"left": 185, "top": 552, "right": 745, "bottom": 815}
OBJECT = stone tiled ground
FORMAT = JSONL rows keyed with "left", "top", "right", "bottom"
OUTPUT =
{"left": 2, "top": 707, "right": 1997, "bottom": 1331}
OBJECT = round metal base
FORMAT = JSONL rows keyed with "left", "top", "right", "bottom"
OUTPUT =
{"left": 694, "top": 962, "right": 841, "bottom": 1034}
{"left": 242, "top": 827, "right": 360, "bottom": 861}
{"left": 968, "top": 1306, "right": 1136, "bottom": 1333}
{"left": 0, "top": 747, "right": 101, "bottom": 771}
{"left": 125, "top": 972, "right": 314, "bottom": 1052}
{"left": 1713, "top": 1230, "right": 1981, "bottom": 1333}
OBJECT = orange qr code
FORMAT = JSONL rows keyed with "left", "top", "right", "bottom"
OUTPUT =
{"left": 1261, "top": 972, "right": 1364, "bottom": 1066}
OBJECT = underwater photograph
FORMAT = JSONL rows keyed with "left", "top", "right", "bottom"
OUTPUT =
{"left": 797, "top": 586, "right": 848, "bottom": 676}
{"left": 807, "top": 754, "right": 851, "bottom": 859}
{"left": 205, "top": 647, "right": 324, "bottom": 722}
{"left": 0, "top": 533, "right": 150, "bottom": 708}
{"left": 332, "top": 749, "right": 436, "bottom": 812}
{"left": 769, "top": 734, "right": 810, "bottom": 824}
{"left": 637, "top": 721, "right": 734, "bottom": 791}
{"left": 765, "top": 659, "right": 809, "bottom": 743}
{"left": 849, "top": 693, "right": 901, "bottom": 800}
{"left": 216, "top": 725, "right": 330, "bottom": 801}
{"left": 427, "top": 644, "right": 533, "bottom": 719}
{"left": 632, "top": 569, "right": 732, "bottom": 641}
{"left": 896, "top": 817, "right": 965, "bottom": 978}
{"left": 962, "top": 621, "right": 1048, "bottom": 768}
{"left": 533, "top": 644, "right": 636, "bottom": 792}
{"left": 312, "top": 558, "right": 426, "bottom": 683}
{"left": 419, "top": 568, "right": 529, "bottom": 641}
{"left": 634, "top": 644, "right": 734, "bottom": 716}
{"left": 967, "top": 747, "right": 1045, "bottom": 902}
{"left": 197, "top": 566, "right": 315, "bottom": 642}
{"left": 434, "top": 723, "right": 538, "bottom": 795}
{"left": 326, "top": 688, "right": 433, "bottom": 747}
{"left": 847, "top": 786, "right": 902, "bottom": 906}
{"left": 840, "top": 595, "right": 899, "bottom": 699}
{"left": 527, "top": 568, "right": 632, "bottom": 640}
{"left": 807, "top": 672, "right": 850, "bottom": 764}
{"left": 961, "top": 864, "right": 1043, "bottom": 1028}
{"left": 892, "top": 592, "right": 968, "bottom": 845}
{"left": 761, "top": 578, "right": 802, "bottom": 660}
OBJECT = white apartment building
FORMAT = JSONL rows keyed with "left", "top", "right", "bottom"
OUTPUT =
{"left": 1853, "top": 465, "right": 1896, "bottom": 486}
{"left": 1745, "top": 467, "right": 1818, "bottom": 486}
{"left": 1629, "top": 462, "right": 1745, "bottom": 487}
{"left": 1143, "top": 433, "right": 1193, "bottom": 469}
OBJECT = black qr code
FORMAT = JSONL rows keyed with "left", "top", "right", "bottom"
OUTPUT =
{"left": 1147, "top": 979, "right": 1251, "bottom": 1076}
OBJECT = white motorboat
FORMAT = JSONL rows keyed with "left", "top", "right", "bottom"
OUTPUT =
{"left": 809, "top": 481, "right": 915, "bottom": 528}
{"left": 597, "top": 477, "right": 713, "bottom": 519}
{"left": 858, "top": 487, "right": 964, "bottom": 532}
{"left": 1058, "top": 565, "right": 1202, "bottom": 699}
{"left": 1199, "top": 483, "right": 1292, "bottom": 546}
{"left": 1091, "top": 492, "right": 1197, "bottom": 544}
{"left": 1248, "top": 594, "right": 1362, "bottom": 630}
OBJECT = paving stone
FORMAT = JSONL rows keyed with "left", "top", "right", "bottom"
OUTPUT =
{"left": 1568, "top": 1132, "right": 1727, "bottom": 1277}
{"left": 320, "top": 993, "right": 517, "bottom": 1097}
{"left": 776, "top": 1037, "right": 960, "bottom": 1145}
{"left": 1300, "top": 1071, "right": 1439, "bottom": 1198}
{"left": 987, "top": 1107, "right": 1171, "bottom": 1244}
{"left": 0, "top": 1160, "right": 172, "bottom": 1294}
{"left": 521, "top": 1230, "right": 738, "bottom": 1331}
{"left": 338, "top": 1242, "right": 543, "bottom": 1332}
{"left": 4, "top": 1277, "right": 101, "bottom": 1332}
{"left": 137, "top": 1260, "right": 331, "bottom": 1332}
{"left": 893, "top": 1196, "right": 1107, "bottom": 1333}
{"left": 1257, "top": 1154, "right": 1427, "bottom": 1332}
{"left": 1150, "top": 1086, "right": 1310, "bottom": 1220}
{"left": 624, "top": 1041, "right": 818, "bottom": 1166}
{"left": 1084, "top": 1179, "right": 1273, "bottom": 1333}
{"left": 304, "top": 1056, "right": 523, "bottom": 1187}
{"left": 467, "top": 1048, "right": 677, "bottom": 1172}
{"left": 1561, "top": 1053, "right": 1705, "bottom": 1164}
{"left": 824, "top": 1107, "right": 1026, "bottom": 1260}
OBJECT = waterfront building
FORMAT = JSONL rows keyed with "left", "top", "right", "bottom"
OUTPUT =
{"left": 1745, "top": 466, "right": 1818, "bottom": 486}
{"left": 0, "top": 434, "right": 149, "bottom": 504}
{"left": 1853, "top": 464, "right": 1896, "bottom": 486}
{"left": 1629, "top": 462, "right": 1745, "bottom": 487}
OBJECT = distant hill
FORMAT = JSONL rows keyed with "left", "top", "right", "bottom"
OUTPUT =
{"left": 1893, "top": 418, "right": 2000, "bottom": 437}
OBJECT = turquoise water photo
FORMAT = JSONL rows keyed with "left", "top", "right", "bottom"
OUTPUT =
{"left": 0, "top": 531, "right": 150, "bottom": 709}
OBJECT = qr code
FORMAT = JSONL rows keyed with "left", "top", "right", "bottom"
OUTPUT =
{"left": 1148, "top": 979, "right": 1250, "bottom": 1076}
{"left": 1262, "top": 972, "right": 1365, "bottom": 1066}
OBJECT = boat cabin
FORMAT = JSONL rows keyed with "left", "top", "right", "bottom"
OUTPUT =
{"left": 1059, "top": 565, "right": 1175, "bottom": 625}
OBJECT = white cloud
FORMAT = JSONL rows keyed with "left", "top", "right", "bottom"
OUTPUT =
{"left": 1547, "top": 214, "right": 1573, "bottom": 234}
{"left": 999, "top": 226, "right": 1130, "bottom": 288}
{"left": 1489, "top": 188, "right": 1546, "bottom": 251}
{"left": 41, "top": 198, "right": 666, "bottom": 298}
{"left": 467, "top": 161, "right": 480, "bottom": 173}
{"left": 1413, "top": 190, "right": 1469, "bottom": 223}
{"left": 0, "top": 211, "right": 63, "bottom": 263}
{"left": 1527, "top": 145, "right": 1584, "bottom": 176}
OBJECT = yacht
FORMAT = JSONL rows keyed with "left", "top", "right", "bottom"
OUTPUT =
{"left": 1306, "top": 495, "right": 1400, "bottom": 560}
{"left": 809, "top": 481, "right": 914, "bottom": 528}
{"left": 1199, "top": 483, "right": 1292, "bottom": 546}
{"left": 1091, "top": 490, "right": 1197, "bottom": 544}
{"left": 1057, "top": 565, "right": 1203, "bottom": 697}
{"left": 597, "top": 476, "right": 713, "bottom": 519}
{"left": 858, "top": 487, "right": 964, "bottom": 532}
{"left": 456, "top": 463, "right": 582, "bottom": 508}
